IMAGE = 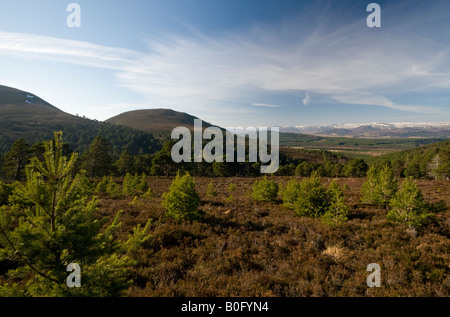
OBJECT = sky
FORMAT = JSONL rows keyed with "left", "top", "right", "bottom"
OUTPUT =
{"left": 0, "top": 0, "right": 450, "bottom": 128}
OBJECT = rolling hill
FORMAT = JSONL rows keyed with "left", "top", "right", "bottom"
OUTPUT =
{"left": 0, "top": 85, "right": 88, "bottom": 140}
{"left": 0, "top": 85, "right": 160, "bottom": 155}
{"left": 106, "top": 108, "right": 214, "bottom": 137}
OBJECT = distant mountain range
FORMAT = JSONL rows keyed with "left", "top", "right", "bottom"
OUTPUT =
{"left": 280, "top": 122, "right": 450, "bottom": 138}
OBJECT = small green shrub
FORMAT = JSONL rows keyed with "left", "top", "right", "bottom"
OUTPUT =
{"left": 122, "top": 173, "right": 137, "bottom": 196}
{"left": 95, "top": 176, "right": 109, "bottom": 194}
{"left": 361, "top": 165, "right": 398, "bottom": 207}
{"left": 228, "top": 183, "right": 236, "bottom": 192}
{"left": 225, "top": 194, "right": 234, "bottom": 203}
{"left": 106, "top": 176, "right": 122, "bottom": 199}
{"left": 280, "top": 178, "right": 301, "bottom": 209}
{"left": 206, "top": 182, "right": 218, "bottom": 197}
{"left": 162, "top": 172, "right": 200, "bottom": 221}
{"left": 252, "top": 176, "right": 279, "bottom": 202}
{"left": 321, "top": 180, "right": 349, "bottom": 227}
{"left": 141, "top": 187, "right": 154, "bottom": 199}
{"left": 137, "top": 173, "right": 149, "bottom": 195}
{"left": 387, "top": 177, "right": 435, "bottom": 230}
{"left": 293, "top": 171, "right": 330, "bottom": 217}
{"left": 122, "top": 173, "right": 149, "bottom": 196}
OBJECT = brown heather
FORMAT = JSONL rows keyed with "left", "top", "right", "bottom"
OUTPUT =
{"left": 96, "top": 176, "right": 449, "bottom": 297}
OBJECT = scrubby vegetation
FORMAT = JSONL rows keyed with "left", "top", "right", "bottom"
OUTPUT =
{"left": 0, "top": 132, "right": 449, "bottom": 297}
{"left": 361, "top": 165, "right": 398, "bottom": 207}
{"left": 387, "top": 177, "right": 437, "bottom": 231}
{"left": 120, "top": 176, "right": 450, "bottom": 296}
{"left": 162, "top": 172, "right": 201, "bottom": 221}
{"left": 321, "top": 180, "right": 349, "bottom": 227}
{"left": 252, "top": 176, "right": 279, "bottom": 202}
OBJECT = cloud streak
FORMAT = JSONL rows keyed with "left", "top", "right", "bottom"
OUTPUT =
{"left": 302, "top": 92, "right": 311, "bottom": 106}
{"left": 0, "top": 31, "right": 144, "bottom": 70}
{"left": 252, "top": 103, "right": 280, "bottom": 108}
{"left": 0, "top": 2, "right": 449, "bottom": 120}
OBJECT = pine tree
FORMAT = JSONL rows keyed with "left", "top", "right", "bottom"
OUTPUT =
{"left": 114, "top": 150, "right": 135, "bottom": 176}
{"left": 252, "top": 176, "right": 279, "bottom": 202}
{"left": 95, "top": 176, "right": 110, "bottom": 194}
{"left": 162, "top": 172, "right": 200, "bottom": 221}
{"left": 81, "top": 136, "right": 112, "bottom": 178}
{"left": 433, "top": 145, "right": 450, "bottom": 180}
{"left": 321, "top": 180, "right": 349, "bottom": 227}
{"left": 106, "top": 176, "right": 122, "bottom": 199}
{"left": 378, "top": 164, "right": 398, "bottom": 205}
{"left": 0, "top": 181, "right": 13, "bottom": 206}
{"left": 0, "top": 132, "right": 150, "bottom": 296}
{"left": 361, "top": 164, "right": 398, "bottom": 207}
{"left": 343, "top": 159, "right": 368, "bottom": 177}
{"left": 0, "top": 152, "right": 4, "bottom": 179}
{"left": 387, "top": 177, "right": 434, "bottom": 230}
{"left": 281, "top": 178, "right": 301, "bottom": 209}
{"left": 137, "top": 173, "right": 149, "bottom": 195}
{"left": 206, "top": 182, "right": 217, "bottom": 198}
{"left": 122, "top": 173, "right": 136, "bottom": 196}
{"left": 360, "top": 165, "right": 379, "bottom": 204}
{"left": 121, "top": 173, "right": 148, "bottom": 196}
{"left": 150, "top": 141, "right": 177, "bottom": 177}
{"left": 293, "top": 171, "right": 330, "bottom": 217}
{"left": 3, "top": 138, "right": 30, "bottom": 180}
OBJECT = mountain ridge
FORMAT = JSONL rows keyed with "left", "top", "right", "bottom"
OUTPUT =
{"left": 280, "top": 122, "right": 450, "bottom": 138}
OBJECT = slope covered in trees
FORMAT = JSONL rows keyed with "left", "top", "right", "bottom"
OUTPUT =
{"left": 368, "top": 140, "right": 450, "bottom": 180}
{"left": 0, "top": 85, "right": 161, "bottom": 155}
{"left": 2, "top": 129, "right": 449, "bottom": 182}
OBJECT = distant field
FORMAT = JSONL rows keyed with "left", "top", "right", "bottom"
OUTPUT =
{"left": 279, "top": 132, "right": 447, "bottom": 157}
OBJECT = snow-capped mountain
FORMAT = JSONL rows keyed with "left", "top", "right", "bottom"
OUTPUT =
{"left": 280, "top": 122, "right": 450, "bottom": 138}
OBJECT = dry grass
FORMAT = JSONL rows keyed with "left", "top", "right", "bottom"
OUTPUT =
{"left": 322, "top": 243, "right": 350, "bottom": 263}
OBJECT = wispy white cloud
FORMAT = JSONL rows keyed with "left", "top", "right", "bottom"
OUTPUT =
{"left": 0, "top": 31, "right": 144, "bottom": 70}
{"left": 302, "top": 92, "right": 311, "bottom": 106}
{"left": 0, "top": 4, "right": 449, "bottom": 120}
{"left": 252, "top": 103, "right": 280, "bottom": 108}
{"left": 332, "top": 93, "right": 440, "bottom": 114}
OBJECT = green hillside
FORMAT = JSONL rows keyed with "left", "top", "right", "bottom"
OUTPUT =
{"left": 0, "top": 85, "right": 161, "bottom": 155}
{"left": 366, "top": 139, "right": 450, "bottom": 179}
{"left": 106, "top": 108, "right": 214, "bottom": 138}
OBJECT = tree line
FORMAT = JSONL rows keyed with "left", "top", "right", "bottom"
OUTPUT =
{"left": 368, "top": 140, "right": 450, "bottom": 180}
{"left": 1, "top": 132, "right": 449, "bottom": 181}
{"left": 0, "top": 120, "right": 161, "bottom": 155}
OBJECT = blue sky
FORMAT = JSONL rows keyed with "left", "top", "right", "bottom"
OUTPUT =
{"left": 0, "top": 0, "right": 450, "bottom": 128}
